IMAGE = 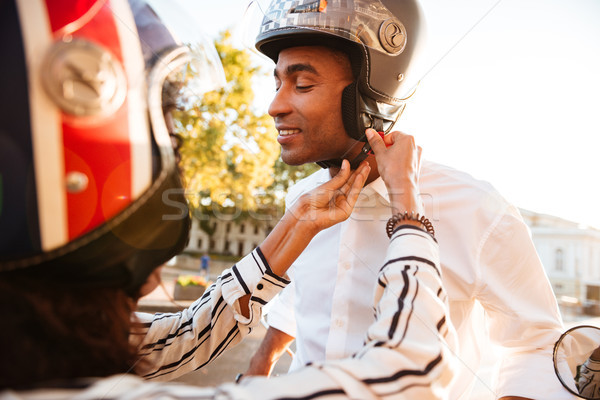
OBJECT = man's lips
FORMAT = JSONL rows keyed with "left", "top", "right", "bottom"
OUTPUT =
{"left": 276, "top": 128, "right": 301, "bottom": 145}
{"left": 277, "top": 128, "right": 300, "bottom": 137}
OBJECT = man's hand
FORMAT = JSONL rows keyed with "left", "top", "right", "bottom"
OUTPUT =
{"left": 244, "top": 327, "right": 295, "bottom": 378}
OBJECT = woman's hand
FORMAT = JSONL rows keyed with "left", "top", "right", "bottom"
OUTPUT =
{"left": 261, "top": 160, "right": 370, "bottom": 277}
{"left": 365, "top": 128, "right": 423, "bottom": 216}
{"left": 290, "top": 159, "right": 370, "bottom": 233}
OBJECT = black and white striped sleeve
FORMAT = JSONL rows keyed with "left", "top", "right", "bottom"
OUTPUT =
{"left": 130, "top": 247, "right": 290, "bottom": 382}
{"left": 222, "top": 225, "right": 458, "bottom": 400}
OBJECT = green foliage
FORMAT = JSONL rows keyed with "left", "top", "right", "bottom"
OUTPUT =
{"left": 175, "top": 31, "right": 279, "bottom": 212}
{"left": 266, "top": 159, "right": 319, "bottom": 205}
{"left": 173, "top": 31, "right": 320, "bottom": 223}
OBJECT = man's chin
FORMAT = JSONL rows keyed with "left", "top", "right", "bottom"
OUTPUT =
{"left": 281, "top": 150, "right": 341, "bottom": 166}
{"left": 280, "top": 153, "right": 311, "bottom": 166}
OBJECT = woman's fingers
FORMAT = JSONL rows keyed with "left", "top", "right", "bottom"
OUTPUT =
{"left": 365, "top": 128, "right": 387, "bottom": 155}
{"left": 325, "top": 159, "right": 351, "bottom": 191}
{"left": 345, "top": 162, "right": 370, "bottom": 206}
{"left": 339, "top": 162, "right": 368, "bottom": 194}
{"left": 325, "top": 159, "right": 370, "bottom": 193}
{"left": 416, "top": 146, "right": 423, "bottom": 178}
{"left": 339, "top": 161, "right": 369, "bottom": 195}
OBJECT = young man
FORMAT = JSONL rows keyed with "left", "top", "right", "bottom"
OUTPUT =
{"left": 245, "top": 0, "right": 571, "bottom": 399}
{"left": 0, "top": 0, "right": 456, "bottom": 398}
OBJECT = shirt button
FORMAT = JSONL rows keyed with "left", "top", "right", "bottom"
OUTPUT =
{"left": 335, "top": 319, "right": 344, "bottom": 327}
{"left": 342, "top": 262, "right": 351, "bottom": 270}
{"left": 257, "top": 284, "right": 263, "bottom": 290}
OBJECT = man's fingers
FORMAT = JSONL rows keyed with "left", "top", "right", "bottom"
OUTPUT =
{"left": 365, "top": 128, "right": 386, "bottom": 154}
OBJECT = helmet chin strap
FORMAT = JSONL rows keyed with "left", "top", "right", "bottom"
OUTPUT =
{"left": 316, "top": 116, "right": 383, "bottom": 170}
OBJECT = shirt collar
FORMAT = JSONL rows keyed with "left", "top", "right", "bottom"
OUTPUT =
{"left": 365, "top": 176, "right": 390, "bottom": 204}
{"left": 322, "top": 168, "right": 390, "bottom": 203}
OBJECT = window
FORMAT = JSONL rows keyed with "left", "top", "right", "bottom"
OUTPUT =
{"left": 254, "top": 225, "right": 259, "bottom": 235}
{"left": 226, "top": 223, "right": 231, "bottom": 233}
{"left": 238, "top": 242, "right": 244, "bottom": 257}
{"left": 209, "top": 239, "right": 215, "bottom": 250}
{"left": 197, "top": 239, "right": 202, "bottom": 249}
{"left": 555, "top": 248, "right": 564, "bottom": 271}
{"left": 587, "top": 285, "right": 600, "bottom": 302}
{"left": 240, "top": 223, "right": 245, "bottom": 234}
{"left": 224, "top": 240, "right": 230, "bottom": 252}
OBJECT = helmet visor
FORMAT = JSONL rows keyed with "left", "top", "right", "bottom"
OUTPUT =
{"left": 142, "top": 0, "right": 226, "bottom": 98}
{"left": 143, "top": 0, "right": 226, "bottom": 155}
{"left": 253, "top": 0, "right": 407, "bottom": 56}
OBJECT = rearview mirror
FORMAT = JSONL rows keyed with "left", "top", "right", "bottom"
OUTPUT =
{"left": 553, "top": 325, "right": 600, "bottom": 399}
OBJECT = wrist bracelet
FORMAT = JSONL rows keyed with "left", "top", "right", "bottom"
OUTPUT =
{"left": 386, "top": 211, "right": 435, "bottom": 239}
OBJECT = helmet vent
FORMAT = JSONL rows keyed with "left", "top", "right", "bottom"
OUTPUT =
{"left": 378, "top": 18, "right": 407, "bottom": 55}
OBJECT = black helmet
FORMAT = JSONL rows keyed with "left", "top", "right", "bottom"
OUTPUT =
{"left": 255, "top": 0, "right": 426, "bottom": 168}
{"left": 0, "top": 0, "right": 225, "bottom": 295}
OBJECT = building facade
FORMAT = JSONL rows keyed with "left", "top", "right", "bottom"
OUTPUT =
{"left": 520, "top": 209, "right": 600, "bottom": 315}
{"left": 185, "top": 216, "right": 275, "bottom": 258}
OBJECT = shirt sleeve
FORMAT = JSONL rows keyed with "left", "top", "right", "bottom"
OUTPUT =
{"left": 221, "top": 226, "right": 458, "bottom": 400}
{"left": 477, "top": 205, "right": 572, "bottom": 399}
{"left": 264, "top": 279, "right": 297, "bottom": 337}
{"left": 130, "top": 247, "right": 290, "bottom": 381}
{"left": 262, "top": 176, "right": 319, "bottom": 338}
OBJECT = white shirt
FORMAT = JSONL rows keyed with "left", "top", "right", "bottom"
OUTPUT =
{"left": 267, "top": 161, "right": 573, "bottom": 400}
{"left": 2, "top": 229, "right": 457, "bottom": 400}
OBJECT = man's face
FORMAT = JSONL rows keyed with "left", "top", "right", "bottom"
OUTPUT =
{"left": 269, "top": 46, "right": 357, "bottom": 165}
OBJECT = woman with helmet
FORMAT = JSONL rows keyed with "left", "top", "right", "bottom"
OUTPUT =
{"left": 0, "top": 0, "right": 456, "bottom": 398}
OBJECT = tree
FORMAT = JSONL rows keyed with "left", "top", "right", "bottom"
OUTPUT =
{"left": 263, "top": 158, "right": 319, "bottom": 208}
{"left": 174, "top": 31, "right": 279, "bottom": 213}
{"left": 173, "top": 31, "right": 319, "bottom": 233}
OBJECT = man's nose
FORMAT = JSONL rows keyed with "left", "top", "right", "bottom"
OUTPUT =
{"left": 268, "top": 86, "right": 292, "bottom": 118}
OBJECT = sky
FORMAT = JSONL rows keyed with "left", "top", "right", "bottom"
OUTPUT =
{"left": 180, "top": 0, "right": 600, "bottom": 229}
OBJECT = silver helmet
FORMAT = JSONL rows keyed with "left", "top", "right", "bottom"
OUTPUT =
{"left": 255, "top": 0, "right": 426, "bottom": 166}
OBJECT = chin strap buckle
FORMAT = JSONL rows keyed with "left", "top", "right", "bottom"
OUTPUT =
{"left": 316, "top": 117, "right": 388, "bottom": 170}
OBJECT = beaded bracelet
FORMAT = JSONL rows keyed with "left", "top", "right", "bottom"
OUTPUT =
{"left": 386, "top": 211, "right": 435, "bottom": 239}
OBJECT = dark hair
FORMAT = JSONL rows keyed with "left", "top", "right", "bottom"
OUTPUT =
{"left": 0, "top": 275, "right": 140, "bottom": 390}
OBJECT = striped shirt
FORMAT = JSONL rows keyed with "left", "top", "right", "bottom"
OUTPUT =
{"left": 1, "top": 226, "right": 457, "bottom": 400}
{"left": 131, "top": 248, "right": 290, "bottom": 380}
